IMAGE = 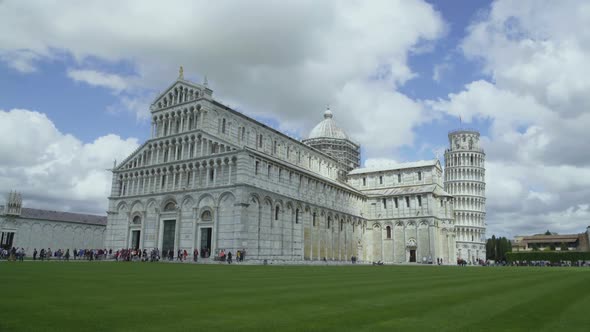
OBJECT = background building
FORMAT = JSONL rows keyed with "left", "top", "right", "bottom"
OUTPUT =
{"left": 512, "top": 228, "right": 590, "bottom": 252}
{"left": 0, "top": 192, "right": 106, "bottom": 255}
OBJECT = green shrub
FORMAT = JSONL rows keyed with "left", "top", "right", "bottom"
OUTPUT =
{"left": 506, "top": 251, "right": 590, "bottom": 262}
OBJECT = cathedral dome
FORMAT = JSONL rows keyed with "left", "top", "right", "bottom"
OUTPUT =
{"left": 307, "top": 108, "right": 349, "bottom": 140}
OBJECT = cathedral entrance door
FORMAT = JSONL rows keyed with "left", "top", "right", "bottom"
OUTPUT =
{"left": 162, "top": 220, "right": 176, "bottom": 255}
{"left": 0, "top": 231, "right": 15, "bottom": 250}
{"left": 409, "top": 249, "right": 416, "bottom": 263}
{"left": 131, "top": 230, "right": 141, "bottom": 250}
{"left": 200, "top": 227, "right": 212, "bottom": 258}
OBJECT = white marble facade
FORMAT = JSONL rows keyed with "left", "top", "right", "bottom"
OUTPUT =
{"left": 105, "top": 72, "right": 485, "bottom": 264}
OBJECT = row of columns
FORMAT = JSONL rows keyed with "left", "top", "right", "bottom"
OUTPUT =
{"left": 119, "top": 159, "right": 236, "bottom": 197}
{"left": 152, "top": 109, "right": 206, "bottom": 138}
{"left": 445, "top": 152, "right": 485, "bottom": 167}
{"left": 445, "top": 168, "right": 485, "bottom": 182}
{"left": 305, "top": 214, "right": 359, "bottom": 261}
{"left": 456, "top": 227, "right": 484, "bottom": 243}
{"left": 126, "top": 137, "right": 234, "bottom": 169}
{"left": 455, "top": 212, "right": 485, "bottom": 227}
{"left": 453, "top": 196, "right": 486, "bottom": 212}
{"left": 158, "top": 87, "right": 199, "bottom": 109}
{"left": 445, "top": 182, "right": 485, "bottom": 196}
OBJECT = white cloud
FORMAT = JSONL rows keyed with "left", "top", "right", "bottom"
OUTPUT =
{"left": 0, "top": 0, "right": 446, "bottom": 158}
{"left": 428, "top": 0, "right": 590, "bottom": 237}
{"left": 67, "top": 69, "right": 131, "bottom": 92}
{"left": 0, "top": 109, "right": 139, "bottom": 214}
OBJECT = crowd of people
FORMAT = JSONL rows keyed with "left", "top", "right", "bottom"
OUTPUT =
{"left": 0, "top": 247, "right": 25, "bottom": 261}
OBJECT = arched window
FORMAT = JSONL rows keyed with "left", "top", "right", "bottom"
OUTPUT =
{"left": 164, "top": 202, "right": 176, "bottom": 211}
{"left": 295, "top": 209, "right": 299, "bottom": 224}
{"left": 312, "top": 213, "right": 316, "bottom": 227}
{"left": 132, "top": 216, "right": 141, "bottom": 224}
{"left": 275, "top": 206, "right": 280, "bottom": 220}
{"left": 327, "top": 217, "right": 331, "bottom": 229}
{"left": 340, "top": 220, "right": 343, "bottom": 231}
{"left": 386, "top": 226, "right": 391, "bottom": 239}
{"left": 201, "top": 210, "right": 212, "bottom": 221}
{"left": 221, "top": 118, "right": 226, "bottom": 134}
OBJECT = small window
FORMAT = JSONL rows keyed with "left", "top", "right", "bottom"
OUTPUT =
{"left": 255, "top": 161, "right": 260, "bottom": 175}
{"left": 418, "top": 196, "right": 422, "bottom": 207}
{"left": 161, "top": 175, "right": 166, "bottom": 188}
{"left": 268, "top": 165, "right": 272, "bottom": 177}
{"left": 363, "top": 177, "right": 367, "bottom": 186}
{"left": 379, "top": 176, "right": 383, "bottom": 184}
{"left": 440, "top": 199, "right": 443, "bottom": 207}
{"left": 386, "top": 226, "right": 391, "bottom": 239}
{"left": 405, "top": 196, "right": 410, "bottom": 208}
{"left": 382, "top": 198, "right": 387, "bottom": 209}
{"left": 275, "top": 206, "right": 279, "bottom": 220}
{"left": 273, "top": 141, "right": 277, "bottom": 154}
{"left": 295, "top": 209, "right": 299, "bottom": 224}
{"left": 340, "top": 220, "right": 343, "bottom": 231}
{"left": 394, "top": 197, "right": 399, "bottom": 208}
{"left": 221, "top": 118, "right": 226, "bottom": 134}
{"left": 209, "top": 169, "right": 214, "bottom": 181}
{"left": 312, "top": 213, "right": 316, "bottom": 227}
{"left": 327, "top": 219, "right": 331, "bottom": 229}
{"left": 132, "top": 216, "right": 141, "bottom": 224}
{"left": 418, "top": 172, "right": 422, "bottom": 181}
{"left": 398, "top": 174, "right": 401, "bottom": 183}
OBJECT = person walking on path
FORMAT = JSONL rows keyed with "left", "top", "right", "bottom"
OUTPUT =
{"left": 193, "top": 248, "right": 198, "bottom": 262}
{"left": 33, "top": 248, "right": 38, "bottom": 261}
{"left": 227, "top": 251, "right": 232, "bottom": 264}
{"left": 65, "top": 249, "right": 70, "bottom": 261}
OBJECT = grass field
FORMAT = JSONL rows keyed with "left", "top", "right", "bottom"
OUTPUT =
{"left": 1, "top": 262, "right": 589, "bottom": 331}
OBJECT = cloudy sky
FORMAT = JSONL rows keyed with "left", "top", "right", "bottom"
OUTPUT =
{"left": 1, "top": 0, "right": 589, "bottom": 238}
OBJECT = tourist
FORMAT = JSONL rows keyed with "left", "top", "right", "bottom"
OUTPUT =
{"left": 47, "top": 248, "right": 52, "bottom": 261}
{"left": 241, "top": 249, "right": 246, "bottom": 262}
{"left": 33, "top": 248, "right": 38, "bottom": 261}
{"left": 40, "top": 248, "right": 45, "bottom": 261}
{"left": 227, "top": 251, "right": 232, "bottom": 264}
{"left": 177, "top": 249, "right": 182, "bottom": 261}
{"left": 65, "top": 249, "right": 70, "bottom": 261}
{"left": 193, "top": 248, "right": 198, "bottom": 262}
{"left": 236, "top": 250, "right": 241, "bottom": 263}
{"left": 183, "top": 249, "right": 188, "bottom": 261}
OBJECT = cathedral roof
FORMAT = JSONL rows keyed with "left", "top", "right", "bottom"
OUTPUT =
{"left": 307, "top": 108, "right": 350, "bottom": 140}
{"left": 361, "top": 184, "right": 452, "bottom": 197}
{"left": 348, "top": 160, "right": 440, "bottom": 175}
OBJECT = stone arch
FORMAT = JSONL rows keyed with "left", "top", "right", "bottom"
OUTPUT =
{"left": 130, "top": 200, "right": 144, "bottom": 213}
{"left": 117, "top": 201, "right": 129, "bottom": 213}
{"left": 160, "top": 196, "right": 178, "bottom": 211}
{"left": 181, "top": 195, "right": 195, "bottom": 210}
{"left": 196, "top": 193, "right": 215, "bottom": 209}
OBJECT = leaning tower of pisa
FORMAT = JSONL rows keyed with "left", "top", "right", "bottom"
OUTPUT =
{"left": 444, "top": 129, "right": 486, "bottom": 263}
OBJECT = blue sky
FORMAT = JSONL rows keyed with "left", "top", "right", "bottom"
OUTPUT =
{"left": 1, "top": 0, "right": 590, "bottom": 238}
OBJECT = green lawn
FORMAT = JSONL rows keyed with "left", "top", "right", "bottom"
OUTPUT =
{"left": 1, "top": 262, "right": 589, "bottom": 331}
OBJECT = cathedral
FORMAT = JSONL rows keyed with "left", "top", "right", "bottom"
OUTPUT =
{"left": 104, "top": 70, "right": 486, "bottom": 264}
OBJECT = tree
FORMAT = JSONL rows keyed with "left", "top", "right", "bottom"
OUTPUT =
{"left": 531, "top": 243, "right": 540, "bottom": 251}
{"left": 560, "top": 242, "right": 568, "bottom": 251}
{"left": 544, "top": 230, "right": 552, "bottom": 235}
